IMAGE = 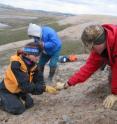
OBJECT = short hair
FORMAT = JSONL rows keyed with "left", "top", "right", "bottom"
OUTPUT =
{"left": 81, "top": 24, "right": 106, "bottom": 46}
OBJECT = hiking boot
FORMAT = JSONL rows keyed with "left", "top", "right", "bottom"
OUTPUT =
{"left": 47, "top": 67, "right": 56, "bottom": 84}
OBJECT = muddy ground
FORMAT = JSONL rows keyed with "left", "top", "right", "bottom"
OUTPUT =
{"left": 0, "top": 54, "right": 117, "bottom": 124}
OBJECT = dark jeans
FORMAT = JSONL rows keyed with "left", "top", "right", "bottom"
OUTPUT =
{"left": 0, "top": 89, "right": 34, "bottom": 115}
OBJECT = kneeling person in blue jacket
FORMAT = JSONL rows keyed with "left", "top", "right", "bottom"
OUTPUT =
{"left": 0, "top": 42, "right": 57, "bottom": 115}
{"left": 28, "top": 23, "right": 62, "bottom": 83}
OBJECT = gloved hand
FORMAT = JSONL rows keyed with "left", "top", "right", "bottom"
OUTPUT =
{"left": 55, "top": 82, "right": 69, "bottom": 90}
{"left": 103, "top": 94, "right": 117, "bottom": 109}
{"left": 45, "top": 85, "right": 57, "bottom": 94}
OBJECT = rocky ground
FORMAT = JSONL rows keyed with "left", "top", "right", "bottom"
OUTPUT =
{"left": 0, "top": 53, "right": 117, "bottom": 124}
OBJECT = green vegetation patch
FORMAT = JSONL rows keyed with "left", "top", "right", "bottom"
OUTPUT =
{"left": 46, "top": 22, "right": 72, "bottom": 32}
{"left": 0, "top": 20, "right": 71, "bottom": 45}
{"left": 61, "top": 40, "right": 87, "bottom": 55}
{"left": 0, "top": 28, "right": 28, "bottom": 45}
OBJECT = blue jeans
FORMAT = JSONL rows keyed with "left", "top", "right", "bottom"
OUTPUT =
{"left": 38, "top": 50, "right": 60, "bottom": 68}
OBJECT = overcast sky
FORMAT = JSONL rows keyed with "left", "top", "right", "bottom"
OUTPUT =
{"left": 0, "top": 0, "right": 117, "bottom": 16}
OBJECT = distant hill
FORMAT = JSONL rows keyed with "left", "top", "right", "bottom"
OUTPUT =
{"left": 1, "top": 4, "right": 117, "bottom": 55}
{"left": 58, "top": 14, "right": 117, "bottom": 42}
{"left": 0, "top": 3, "right": 72, "bottom": 30}
{"left": 0, "top": 3, "right": 71, "bottom": 19}
{"left": 0, "top": 4, "right": 72, "bottom": 45}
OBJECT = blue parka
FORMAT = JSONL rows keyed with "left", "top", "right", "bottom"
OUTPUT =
{"left": 41, "top": 26, "right": 62, "bottom": 55}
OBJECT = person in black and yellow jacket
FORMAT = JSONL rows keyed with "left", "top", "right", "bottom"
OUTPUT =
{"left": 0, "top": 42, "right": 57, "bottom": 115}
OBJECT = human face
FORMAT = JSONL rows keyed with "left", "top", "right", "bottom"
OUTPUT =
{"left": 27, "top": 54, "right": 39, "bottom": 63}
{"left": 85, "top": 42, "right": 106, "bottom": 54}
{"left": 92, "top": 42, "right": 106, "bottom": 54}
{"left": 84, "top": 42, "right": 94, "bottom": 51}
{"left": 29, "top": 36, "right": 40, "bottom": 44}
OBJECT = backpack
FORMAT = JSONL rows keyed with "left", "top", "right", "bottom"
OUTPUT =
{"left": 68, "top": 54, "right": 77, "bottom": 62}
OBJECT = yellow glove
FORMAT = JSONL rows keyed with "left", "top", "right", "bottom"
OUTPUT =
{"left": 45, "top": 85, "right": 57, "bottom": 94}
{"left": 103, "top": 94, "right": 117, "bottom": 109}
{"left": 55, "top": 82, "right": 69, "bottom": 90}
